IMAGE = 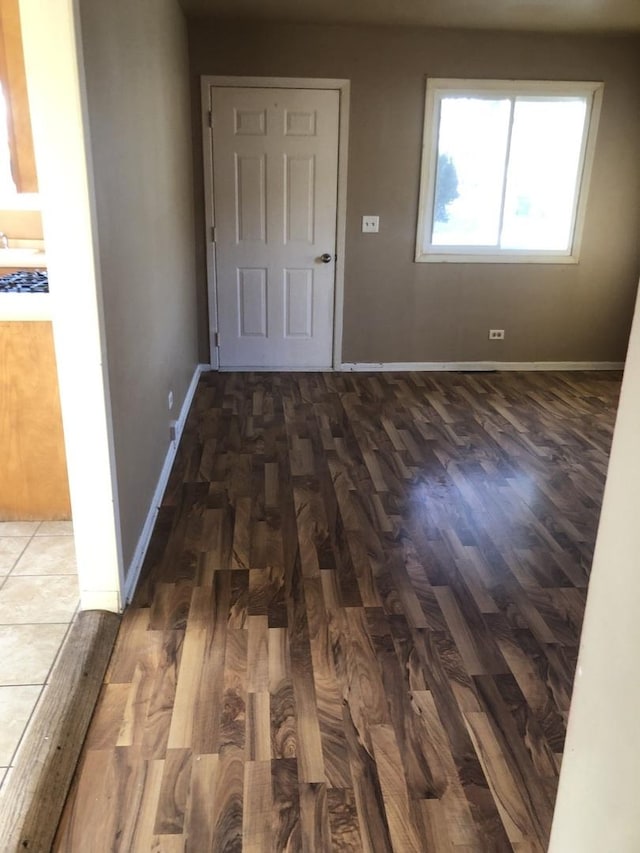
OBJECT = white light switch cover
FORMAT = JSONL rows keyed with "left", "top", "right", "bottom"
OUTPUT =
{"left": 362, "top": 215, "right": 379, "bottom": 233}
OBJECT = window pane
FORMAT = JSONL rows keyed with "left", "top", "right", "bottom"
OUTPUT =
{"left": 500, "top": 98, "right": 587, "bottom": 251}
{"left": 431, "top": 97, "right": 511, "bottom": 246}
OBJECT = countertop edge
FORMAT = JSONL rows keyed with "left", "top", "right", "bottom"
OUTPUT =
{"left": 0, "top": 292, "right": 51, "bottom": 321}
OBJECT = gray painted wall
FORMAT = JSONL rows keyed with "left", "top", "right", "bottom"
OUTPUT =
{"left": 80, "top": 0, "right": 199, "bottom": 571}
{"left": 189, "top": 22, "right": 640, "bottom": 364}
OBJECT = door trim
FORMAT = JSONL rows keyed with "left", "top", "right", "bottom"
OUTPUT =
{"left": 201, "top": 76, "right": 350, "bottom": 370}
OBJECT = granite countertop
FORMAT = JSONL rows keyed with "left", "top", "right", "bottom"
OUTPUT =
{"left": 0, "top": 270, "right": 49, "bottom": 293}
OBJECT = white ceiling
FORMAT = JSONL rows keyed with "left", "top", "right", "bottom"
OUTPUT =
{"left": 178, "top": 0, "right": 640, "bottom": 34}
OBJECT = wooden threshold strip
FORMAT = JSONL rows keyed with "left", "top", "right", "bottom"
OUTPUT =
{"left": 0, "top": 609, "right": 121, "bottom": 852}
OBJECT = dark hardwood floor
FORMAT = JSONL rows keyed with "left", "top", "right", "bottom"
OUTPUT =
{"left": 54, "top": 370, "right": 621, "bottom": 852}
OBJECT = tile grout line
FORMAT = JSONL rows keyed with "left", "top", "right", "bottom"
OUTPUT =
{"left": 0, "top": 525, "right": 38, "bottom": 589}
{"left": 1, "top": 572, "right": 78, "bottom": 578}
{"left": 0, "top": 621, "right": 74, "bottom": 627}
{"left": 44, "top": 613, "right": 79, "bottom": 688}
{"left": 4, "top": 682, "right": 46, "bottom": 772}
{"left": 0, "top": 540, "right": 32, "bottom": 577}
{"left": 9, "top": 531, "right": 76, "bottom": 579}
{"left": 3, "top": 521, "right": 40, "bottom": 578}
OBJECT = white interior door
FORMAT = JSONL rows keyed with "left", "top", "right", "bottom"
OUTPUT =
{"left": 210, "top": 86, "right": 340, "bottom": 369}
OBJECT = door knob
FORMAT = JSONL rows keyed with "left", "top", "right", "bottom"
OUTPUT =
{"left": 319, "top": 253, "right": 333, "bottom": 264}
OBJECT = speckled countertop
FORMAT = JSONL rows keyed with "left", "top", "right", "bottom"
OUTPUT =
{"left": 0, "top": 270, "right": 48, "bottom": 293}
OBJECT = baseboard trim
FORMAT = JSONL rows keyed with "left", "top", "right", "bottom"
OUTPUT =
{"left": 80, "top": 589, "right": 121, "bottom": 613}
{"left": 123, "top": 363, "right": 209, "bottom": 605}
{"left": 218, "top": 365, "right": 332, "bottom": 372}
{"left": 340, "top": 361, "right": 625, "bottom": 372}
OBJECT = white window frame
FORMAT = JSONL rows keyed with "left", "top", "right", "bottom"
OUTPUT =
{"left": 415, "top": 78, "right": 604, "bottom": 264}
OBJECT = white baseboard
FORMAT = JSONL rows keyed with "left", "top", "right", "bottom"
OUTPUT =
{"left": 80, "top": 589, "right": 121, "bottom": 613}
{"left": 218, "top": 365, "right": 331, "bottom": 372}
{"left": 340, "top": 361, "right": 625, "bottom": 372}
{"left": 123, "top": 363, "right": 209, "bottom": 604}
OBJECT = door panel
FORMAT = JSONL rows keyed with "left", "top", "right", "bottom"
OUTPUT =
{"left": 211, "top": 87, "right": 339, "bottom": 368}
{"left": 235, "top": 155, "right": 266, "bottom": 243}
{"left": 237, "top": 268, "right": 267, "bottom": 337}
{"left": 285, "top": 155, "right": 315, "bottom": 244}
{"left": 284, "top": 269, "right": 313, "bottom": 338}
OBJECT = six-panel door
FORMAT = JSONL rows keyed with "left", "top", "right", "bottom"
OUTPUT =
{"left": 211, "top": 87, "right": 340, "bottom": 369}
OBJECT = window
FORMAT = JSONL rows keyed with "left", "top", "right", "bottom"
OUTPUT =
{"left": 415, "top": 79, "right": 603, "bottom": 263}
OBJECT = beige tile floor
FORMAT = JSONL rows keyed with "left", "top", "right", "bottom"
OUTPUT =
{"left": 0, "top": 521, "right": 78, "bottom": 788}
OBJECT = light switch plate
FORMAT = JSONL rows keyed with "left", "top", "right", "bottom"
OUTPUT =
{"left": 362, "top": 215, "right": 379, "bottom": 233}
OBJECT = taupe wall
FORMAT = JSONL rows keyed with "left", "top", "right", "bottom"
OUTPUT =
{"left": 80, "top": 0, "right": 199, "bottom": 571}
{"left": 189, "top": 22, "right": 640, "bottom": 364}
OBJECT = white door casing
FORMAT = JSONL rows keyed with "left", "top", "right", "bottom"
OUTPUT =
{"left": 205, "top": 81, "right": 347, "bottom": 370}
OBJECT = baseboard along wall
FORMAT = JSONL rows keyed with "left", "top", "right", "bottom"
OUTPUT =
{"left": 340, "top": 361, "right": 625, "bottom": 372}
{"left": 123, "top": 363, "right": 209, "bottom": 604}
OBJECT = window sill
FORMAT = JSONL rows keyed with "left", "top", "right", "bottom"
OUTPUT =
{"left": 415, "top": 252, "right": 579, "bottom": 265}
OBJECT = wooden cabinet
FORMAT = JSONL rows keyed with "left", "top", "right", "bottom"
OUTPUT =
{"left": 0, "top": 320, "right": 71, "bottom": 519}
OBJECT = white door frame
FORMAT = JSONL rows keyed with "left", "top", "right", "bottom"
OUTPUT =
{"left": 20, "top": 0, "right": 125, "bottom": 612}
{"left": 201, "top": 76, "right": 350, "bottom": 371}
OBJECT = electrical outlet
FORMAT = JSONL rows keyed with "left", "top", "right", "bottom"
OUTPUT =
{"left": 169, "top": 420, "right": 178, "bottom": 443}
{"left": 362, "top": 215, "right": 379, "bottom": 233}
{"left": 489, "top": 329, "right": 505, "bottom": 340}
{"left": 167, "top": 390, "right": 174, "bottom": 410}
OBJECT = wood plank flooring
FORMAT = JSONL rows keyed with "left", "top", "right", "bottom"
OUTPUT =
{"left": 54, "top": 370, "right": 621, "bottom": 852}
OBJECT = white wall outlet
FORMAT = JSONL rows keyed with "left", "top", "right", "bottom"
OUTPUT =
{"left": 489, "top": 329, "right": 505, "bottom": 340}
{"left": 167, "top": 390, "right": 174, "bottom": 411}
{"left": 362, "top": 215, "right": 379, "bottom": 233}
{"left": 169, "top": 420, "right": 178, "bottom": 443}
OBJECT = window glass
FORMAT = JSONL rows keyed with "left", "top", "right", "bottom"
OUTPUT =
{"left": 432, "top": 97, "right": 511, "bottom": 247}
{"left": 501, "top": 98, "right": 587, "bottom": 251}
